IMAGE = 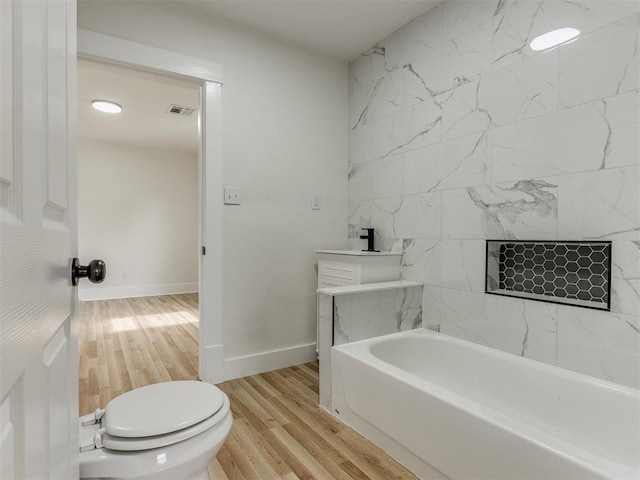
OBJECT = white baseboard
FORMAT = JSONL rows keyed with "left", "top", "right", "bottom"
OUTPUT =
{"left": 224, "top": 342, "right": 317, "bottom": 381}
{"left": 200, "top": 343, "right": 224, "bottom": 385}
{"left": 79, "top": 282, "right": 198, "bottom": 301}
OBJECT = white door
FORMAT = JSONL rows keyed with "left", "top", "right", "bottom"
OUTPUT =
{"left": 1, "top": 0, "right": 79, "bottom": 478}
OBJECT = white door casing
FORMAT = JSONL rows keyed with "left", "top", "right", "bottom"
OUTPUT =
{"left": 76, "top": 29, "right": 224, "bottom": 384}
{"left": 1, "top": 0, "right": 79, "bottom": 478}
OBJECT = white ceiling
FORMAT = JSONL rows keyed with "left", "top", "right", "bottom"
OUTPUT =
{"left": 179, "top": 0, "right": 442, "bottom": 61}
{"left": 77, "top": 1, "right": 442, "bottom": 151}
{"left": 77, "top": 60, "right": 200, "bottom": 154}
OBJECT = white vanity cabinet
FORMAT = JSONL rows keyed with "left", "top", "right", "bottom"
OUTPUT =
{"left": 316, "top": 250, "right": 402, "bottom": 288}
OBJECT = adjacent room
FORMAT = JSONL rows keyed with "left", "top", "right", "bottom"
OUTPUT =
{"left": 76, "top": 59, "right": 201, "bottom": 414}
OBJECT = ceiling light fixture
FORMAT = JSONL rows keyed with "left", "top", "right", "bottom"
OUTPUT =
{"left": 530, "top": 28, "right": 580, "bottom": 51}
{"left": 91, "top": 100, "right": 123, "bottom": 114}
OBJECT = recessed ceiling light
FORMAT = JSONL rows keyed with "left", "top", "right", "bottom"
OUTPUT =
{"left": 91, "top": 100, "right": 122, "bottom": 114}
{"left": 530, "top": 28, "right": 580, "bottom": 51}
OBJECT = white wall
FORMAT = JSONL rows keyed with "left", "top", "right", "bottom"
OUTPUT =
{"left": 348, "top": 1, "right": 640, "bottom": 389}
{"left": 77, "top": 139, "right": 199, "bottom": 301}
{"left": 77, "top": 1, "right": 349, "bottom": 378}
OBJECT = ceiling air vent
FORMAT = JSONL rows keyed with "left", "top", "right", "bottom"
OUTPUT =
{"left": 166, "top": 104, "right": 197, "bottom": 117}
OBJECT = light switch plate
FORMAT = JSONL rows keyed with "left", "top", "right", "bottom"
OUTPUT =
{"left": 224, "top": 186, "right": 241, "bottom": 205}
{"left": 311, "top": 193, "right": 321, "bottom": 210}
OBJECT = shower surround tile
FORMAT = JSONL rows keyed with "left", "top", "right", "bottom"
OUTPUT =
{"left": 401, "top": 239, "right": 442, "bottom": 284}
{"left": 442, "top": 179, "right": 558, "bottom": 240}
{"left": 348, "top": 154, "right": 403, "bottom": 202}
{"left": 400, "top": 97, "right": 443, "bottom": 153}
{"left": 403, "top": 26, "right": 492, "bottom": 101}
{"left": 422, "top": 286, "right": 441, "bottom": 330}
{"left": 347, "top": 0, "right": 640, "bottom": 388}
{"left": 370, "top": 114, "right": 404, "bottom": 160}
{"left": 403, "top": 131, "right": 491, "bottom": 195}
{"left": 492, "top": 91, "right": 640, "bottom": 182}
{"left": 403, "top": 0, "right": 495, "bottom": 101}
{"left": 493, "top": 0, "right": 640, "bottom": 70}
{"left": 348, "top": 198, "right": 403, "bottom": 251}
{"left": 441, "top": 0, "right": 496, "bottom": 42}
{"left": 333, "top": 286, "right": 423, "bottom": 346}
{"left": 348, "top": 124, "right": 371, "bottom": 166}
{"left": 394, "top": 192, "right": 441, "bottom": 239}
{"left": 599, "top": 89, "right": 640, "bottom": 169}
{"left": 317, "top": 293, "right": 334, "bottom": 410}
{"left": 557, "top": 307, "right": 640, "bottom": 388}
{"left": 402, "top": 239, "right": 485, "bottom": 292}
{"left": 442, "top": 51, "right": 558, "bottom": 140}
{"left": 384, "top": 3, "right": 443, "bottom": 71}
{"left": 611, "top": 241, "right": 640, "bottom": 317}
{"left": 439, "top": 288, "right": 558, "bottom": 364}
{"left": 558, "top": 166, "right": 640, "bottom": 241}
{"left": 559, "top": 13, "right": 639, "bottom": 108}
{"left": 368, "top": 68, "right": 404, "bottom": 122}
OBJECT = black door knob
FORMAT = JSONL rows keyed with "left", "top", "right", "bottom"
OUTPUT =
{"left": 72, "top": 258, "right": 106, "bottom": 286}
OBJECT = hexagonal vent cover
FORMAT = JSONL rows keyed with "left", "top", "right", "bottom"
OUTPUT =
{"left": 485, "top": 241, "right": 611, "bottom": 310}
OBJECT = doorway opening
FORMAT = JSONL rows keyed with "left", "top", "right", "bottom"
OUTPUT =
{"left": 77, "top": 59, "right": 201, "bottom": 414}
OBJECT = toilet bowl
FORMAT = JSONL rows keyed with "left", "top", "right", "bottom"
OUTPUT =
{"left": 79, "top": 380, "right": 233, "bottom": 480}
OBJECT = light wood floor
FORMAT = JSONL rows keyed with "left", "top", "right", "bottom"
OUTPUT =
{"left": 79, "top": 294, "right": 418, "bottom": 480}
{"left": 79, "top": 293, "right": 200, "bottom": 415}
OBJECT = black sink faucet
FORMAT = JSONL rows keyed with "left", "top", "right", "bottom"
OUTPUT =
{"left": 360, "top": 228, "right": 378, "bottom": 252}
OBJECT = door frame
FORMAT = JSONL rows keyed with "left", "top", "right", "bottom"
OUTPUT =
{"left": 77, "top": 29, "right": 224, "bottom": 384}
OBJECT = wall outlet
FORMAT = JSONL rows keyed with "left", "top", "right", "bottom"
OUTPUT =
{"left": 311, "top": 193, "right": 321, "bottom": 210}
{"left": 122, "top": 271, "right": 128, "bottom": 280}
{"left": 224, "top": 186, "right": 241, "bottom": 205}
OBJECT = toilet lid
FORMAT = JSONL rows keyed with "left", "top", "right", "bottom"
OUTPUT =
{"left": 105, "top": 381, "right": 225, "bottom": 438}
{"left": 100, "top": 394, "right": 230, "bottom": 451}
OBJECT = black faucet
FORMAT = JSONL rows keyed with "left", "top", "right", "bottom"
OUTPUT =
{"left": 359, "top": 228, "right": 378, "bottom": 252}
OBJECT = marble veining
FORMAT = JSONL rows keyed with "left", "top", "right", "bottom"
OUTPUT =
{"left": 557, "top": 306, "right": 640, "bottom": 387}
{"left": 401, "top": 239, "right": 441, "bottom": 283}
{"left": 403, "top": 131, "right": 492, "bottom": 196}
{"left": 333, "top": 286, "right": 423, "bottom": 346}
{"left": 558, "top": 166, "right": 639, "bottom": 241}
{"left": 559, "top": 13, "right": 639, "bottom": 108}
{"left": 442, "top": 179, "right": 558, "bottom": 240}
{"left": 333, "top": 299, "right": 351, "bottom": 345}
{"left": 394, "top": 192, "right": 441, "bottom": 239}
{"left": 439, "top": 288, "right": 558, "bottom": 364}
{"left": 348, "top": 0, "right": 640, "bottom": 389}
{"left": 611, "top": 241, "right": 640, "bottom": 316}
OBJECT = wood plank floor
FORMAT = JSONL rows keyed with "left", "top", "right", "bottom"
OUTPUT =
{"left": 79, "top": 294, "right": 418, "bottom": 480}
{"left": 79, "top": 293, "right": 200, "bottom": 415}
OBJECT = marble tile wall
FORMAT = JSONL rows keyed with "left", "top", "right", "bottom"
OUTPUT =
{"left": 333, "top": 286, "right": 423, "bottom": 345}
{"left": 348, "top": 0, "right": 640, "bottom": 388}
{"left": 317, "top": 286, "right": 422, "bottom": 411}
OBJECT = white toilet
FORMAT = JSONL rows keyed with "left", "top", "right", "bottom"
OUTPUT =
{"left": 79, "top": 380, "right": 233, "bottom": 480}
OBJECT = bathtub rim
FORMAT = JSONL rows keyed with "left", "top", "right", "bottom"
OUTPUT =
{"left": 333, "top": 328, "right": 639, "bottom": 397}
{"left": 331, "top": 328, "right": 640, "bottom": 479}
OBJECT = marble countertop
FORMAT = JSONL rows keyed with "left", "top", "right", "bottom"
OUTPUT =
{"left": 315, "top": 249, "right": 402, "bottom": 256}
{"left": 317, "top": 280, "right": 422, "bottom": 296}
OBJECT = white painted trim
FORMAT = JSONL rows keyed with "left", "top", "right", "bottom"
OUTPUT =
{"left": 77, "top": 29, "right": 222, "bottom": 84}
{"left": 77, "top": 30, "right": 224, "bottom": 385}
{"left": 198, "top": 81, "right": 224, "bottom": 384}
{"left": 78, "top": 282, "right": 198, "bottom": 301}
{"left": 224, "top": 343, "right": 317, "bottom": 381}
{"left": 203, "top": 344, "right": 224, "bottom": 384}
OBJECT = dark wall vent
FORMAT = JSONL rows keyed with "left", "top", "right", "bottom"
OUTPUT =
{"left": 166, "top": 104, "right": 196, "bottom": 117}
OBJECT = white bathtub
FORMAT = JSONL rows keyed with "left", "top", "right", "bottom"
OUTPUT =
{"left": 331, "top": 329, "right": 640, "bottom": 479}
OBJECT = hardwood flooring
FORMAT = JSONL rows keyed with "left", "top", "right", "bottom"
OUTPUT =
{"left": 79, "top": 294, "right": 418, "bottom": 480}
{"left": 79, "top": 293, "right": 199, "bottom": 415}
